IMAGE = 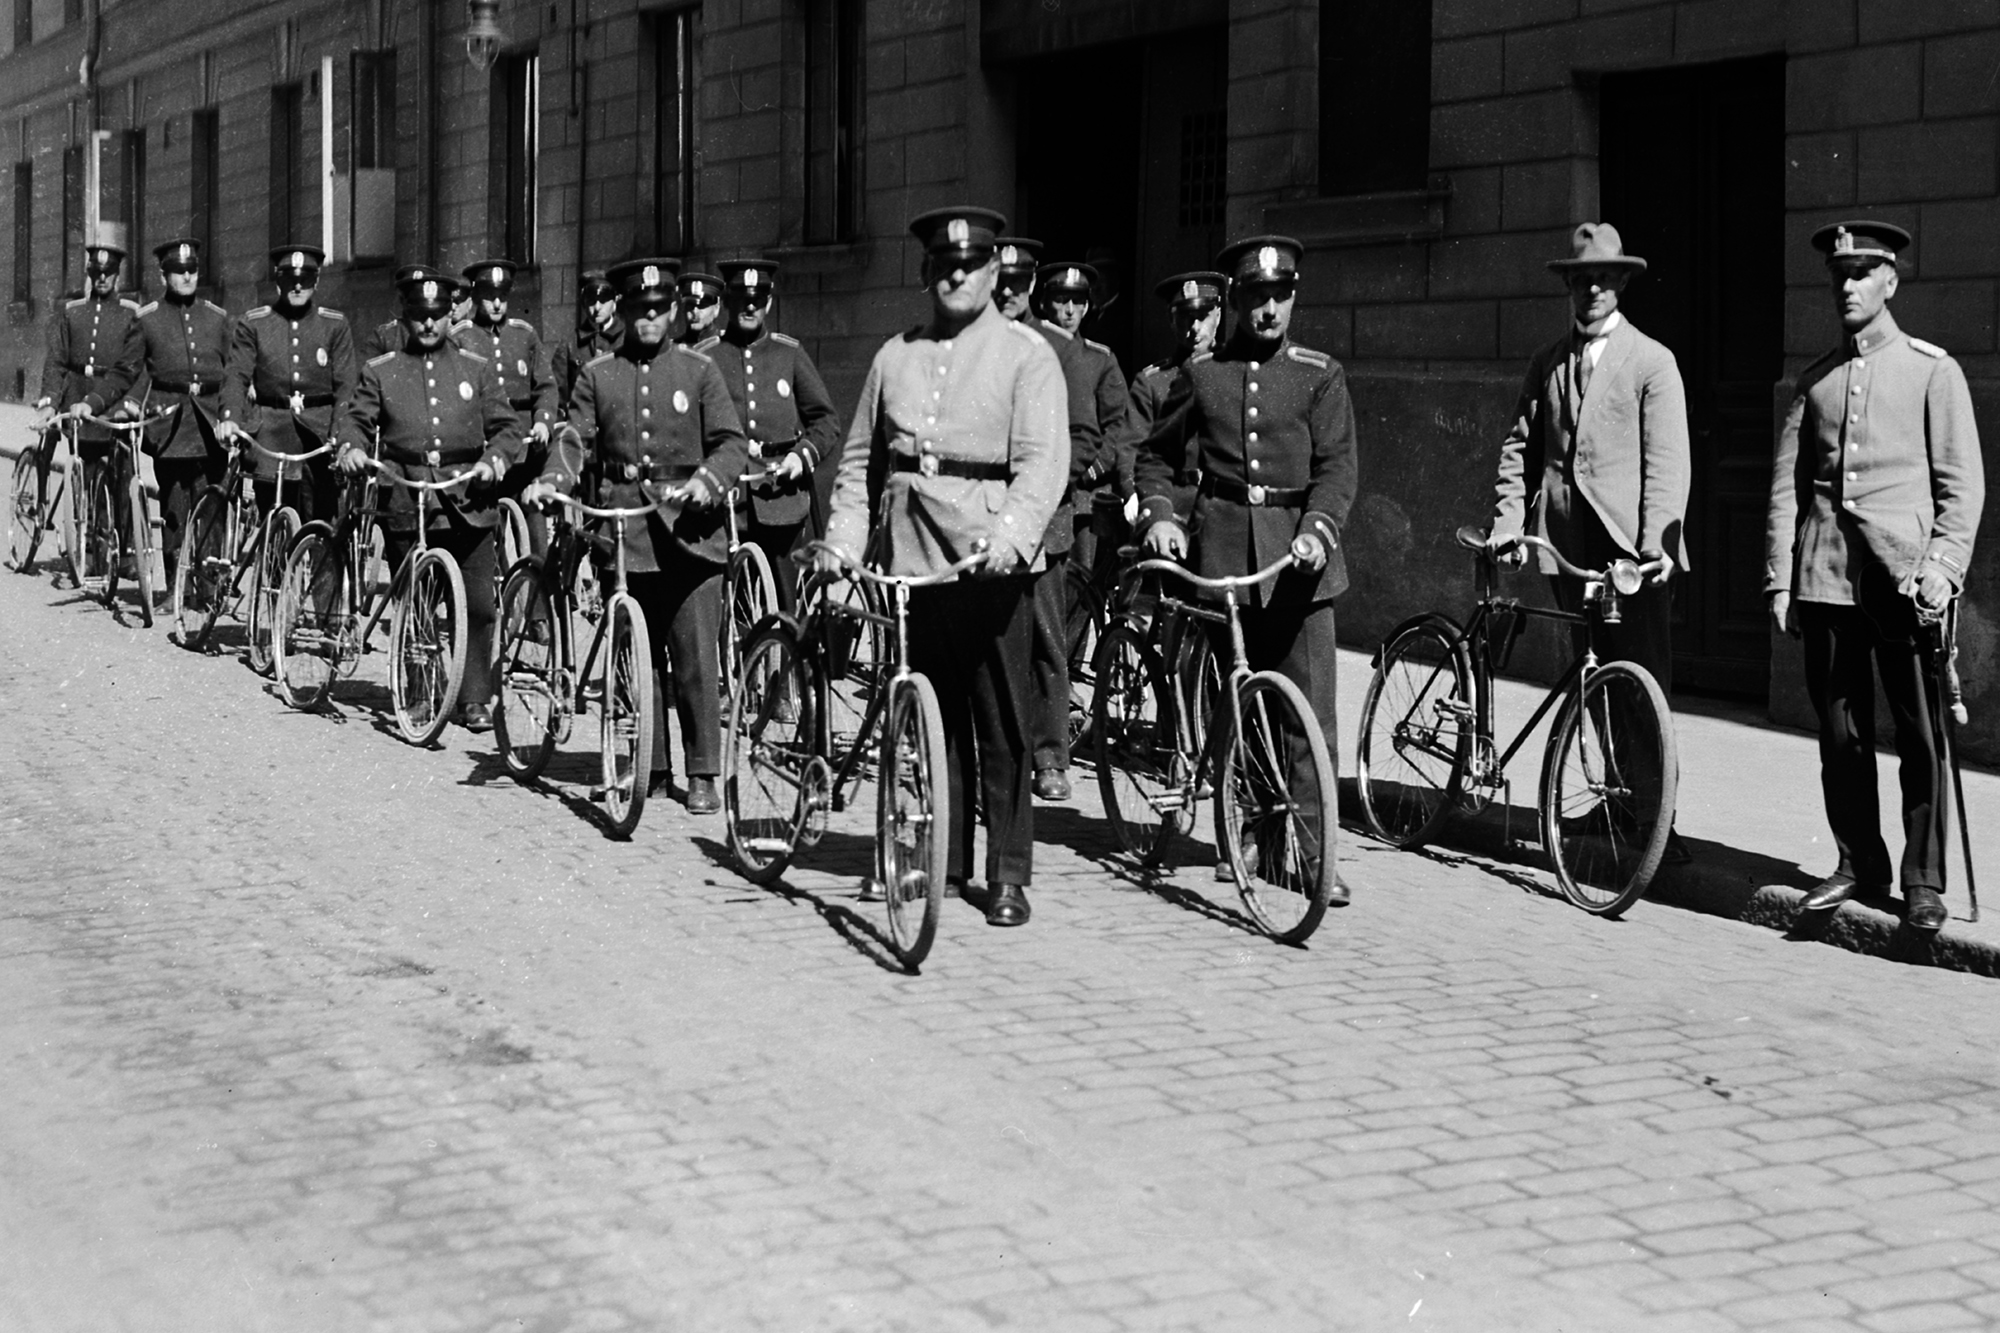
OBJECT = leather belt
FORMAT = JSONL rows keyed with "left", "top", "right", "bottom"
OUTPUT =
{"left": 746, "top": 436, "right": 802, "bottom": 461}
{"left": 892, "top": 453, "right": 1009, "bottom": 482}
{"left": 1202, "top": 476, "right": 1309, "bottom": 508}
{"left": 386, "top": 445, "right": 484, "bottom": 467}
{"left": 154, "top": 380, "right": 219, "bottom": 396}
{"left": 255, "top": 390, "right": 337, "bottom": 409}
{"left": 615, "top": 461, "right": 698, "bottom": 483}
{"left": 70, "top": 363, "right": 102, "bottom": 377}
{"left": 508, "top": 397, "right": 537, "bottom": 411}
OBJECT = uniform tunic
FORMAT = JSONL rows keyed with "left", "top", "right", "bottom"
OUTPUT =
{"left": 130, "top": 296, "right": 232, "bottom": 459}
{"left": 221, "top": 302, "right": 357, "bottom": 490}
{"left": 44, "top": 293, "right": 143, "bottom": 447}
{"left": 1127, "top": 357, "right": 1197, "bottom": 519}
{"left": 452, "top": 316, "right": 558, "bottom": 435}
{"left": 694, "top": 329, "right": 842, "bottom": 528}
{"left": 553, "top": 320, "right": 623, "bottom": 411}
{"left": 336, "top": 345, "right": 524, "bottom": 530}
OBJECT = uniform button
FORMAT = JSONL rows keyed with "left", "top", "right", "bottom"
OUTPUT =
{"left": 1248, "top": 382, "right": 1259, "bottom": 393}
{"left": 1248, "top": 431, "right": 1259, "bottom": 443}
{"left": 749, "top": 401, "right": 757, "bottom": 410}
{"left": 1249, "top": 459, "right": 1261, "bottom": 471}
{"left": 642, "top": 430, "right": 652, "bottom": 440}
{"left": 1849, "top": 444, "right": 1859, "bottom": 452}
{"left": 428, "top": 379, "right": 435, "bottom": 386}
{"left": 1847, "top": 471, "right": 1858, "bottom": 481}
{"left": 1248, "top": 407, "right": 1258, "bottom": 418}
{"left": 1249, "top": 361, "right": 1260, "bottom": 371}
{"left": 1849, "top": 413, "right": 1859, "bottom": 423}
{"left": 641, "top": 385, "right": 650, "bottom": 395}
{"left": 642, "top": 408, "right": 651, "bottom": 418}
{"left": 1850, "top": 385, "right": 1861, "bottom": 395}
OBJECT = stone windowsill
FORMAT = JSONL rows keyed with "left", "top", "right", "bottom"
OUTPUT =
{"left": 761, "top": 240, "right": 874, "bottom": 274}
{"left": 1263, "top": 181, "right": 1452, "bottom": 249}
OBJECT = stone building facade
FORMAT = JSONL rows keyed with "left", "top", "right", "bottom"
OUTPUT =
{"left": 2, "top": 0, "right": 1996, "bottom": 751}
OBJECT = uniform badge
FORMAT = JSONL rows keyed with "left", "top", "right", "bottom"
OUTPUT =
{"left": 517, "top": 359, "right": 529, "bottom": 377}
{"left": 642, "top": 264, "right": 661, "bottom": 288}
{"left": 1258, "top": 246, "right": 1280, "bottom": 272}
{"left": 291, "top": 251, "right": 305, "bottom": 269}
{"left": 1000, "top": 245, "right": 1019, "bottom": 266}
{"left": 948, "top": 219, "right": 969, "bottom": 244}
{"left": 777, "top": 379, "right": 791, "bottom": 398}
{"left": 459, "top": 381, "right": 474, "bottom": 400}
{"left": 316, "top": 347, "right": 328, "bottom": 366}
{"left": 673, "top": 390, "right": 690, "bottom": 413}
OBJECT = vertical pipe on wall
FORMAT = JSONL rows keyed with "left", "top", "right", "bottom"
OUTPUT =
{"left": 321, "top": 55, "right": 336, "bottom": 258}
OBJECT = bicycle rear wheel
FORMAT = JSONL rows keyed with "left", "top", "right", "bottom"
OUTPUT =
{"left": 724, "top": 622, "right": 817, "bottom": 883}
{"left": 246, "top": 507, "right": 299, "bottom": 675}
{"left": 1540, "top": 661, "right": 1677, "bottom": 918}
{"left": 1217, "top": 672, "right": 1338, "bottom": 945}
{"left": 1091, "top": 622, "right": 1183, "bottom": 863}
{"left": 823, "top": 573, "right": 887, "bottom": 772}
{"left": 6, "top": 449, "right": 44, "bottom": 573}
{"left": 600, "top": 594, "right": 654, "bottom": 838}
{"left": 494, "top": 560, "right": 563, "bottom": 781}
{"left": 497, "top": 497, "right": 531, "bottom": 573}
{"left": 88, "top": 468, "right": 118, "bottom": 607}
{"left": 879, "top": 673, "right": 948, "bottom": 966}
{"left": 389, "top": 547, "right": 468, "bottom": 745}
{"left": 1174, "top": 623, "right": 1223, "bottom": 760}
{"left": 61, "top": 455, "right": 89, "bottom": 589}
{"left": 724, "top": 542, "right": 778, "bottom": 699}
{"left": 173, "top": 486, "right": 229, "bottom": 647}
{"left": 274, "top": 524, "right": 343, "bottom": 711}
{"left": 1066, "top": 592, "right": 1103, "bottom": 755}
{"left": 127, "top": 470, "right": 160, "bottom": 627}
{"left": 1357, "top": 615, "right": 1473, "bottom": 849}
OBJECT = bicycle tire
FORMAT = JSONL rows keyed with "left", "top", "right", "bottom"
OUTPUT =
{"left": 173, "top": 485, "right": 229, "bottom": 647}
{"left": 1539, "top": 661, "right": 1677, "bottom": 918}
{"left": 389, "top": 547, "right": 468, "bottom": 746}
{"left": 1357, "top": 614, "right": 1474, "bottom": 850}
{"left": 600, "top": 594, "right": 654, "bottom": 838}
{"left": 6, "top": 449, "right": 44, "bottom": 573}
{"left": 88, "top": 469, "right": 119, "bottom": 607}
{"left": 497, "top": 497, "right": 531, "bottom": 574}
{"left": 493, "top": 559, "right": 562, "bottom": 781}
{"left": 724, "top": 542, "right": 778, "bottom": 699}
{"left": 724, "top": 621, "right": 817, "bottom": 884}
{"left": 1174, "top": 624, "right": 1224, "bottom": 760}
{"left": 823, "top": 572, "right": 887, "bottom": 772}
{"left": 246, "top": 507, "right": 299, "bottom": 675}
{"left": 273, "top": 523, "right": 343, "bottom": 711}
{"left": 1066, "top": 593, "right": 1104, "bottom": 754}
{"left": 127, "top": 470, "right": 158, "bottom": 627}
{"left": 61, "top": 454, "right": 89, "bottom": 589}
{"left": 879, "top": 672, "right": 948, "bottom": 966}
{"left": 1091, "top": 621, "right": 1183, "bottom": 863}
{"left": 1216, "top": 671, "right": 1339, "bottom": 945}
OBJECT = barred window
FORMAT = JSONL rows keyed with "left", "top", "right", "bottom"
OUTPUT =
{"left": 1178, "top": 110, "right": 1224, "bottom": 229}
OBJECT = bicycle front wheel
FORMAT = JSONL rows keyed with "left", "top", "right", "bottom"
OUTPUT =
{"left": 724, "top": 621, "right": 816, "bottom": 883}
{"left": 1357, "top": 615, "right": 1473, "bottom": 849}
{"left": 600, "top": 594, "right": 654, "bottom": 838}
{"left": 497, "top": 497, "right": 531, "bottom": 573}
{"left": 389, "top": 547, "right": 468, "bottom": 745}
{"left": 1091, "top": 622, "right": 1182, "bottom": 863}
{"left": 88, "top": 469, "right": 119, "bottom": 606}
{"left": 274, "top": 524, "right": 343, "bottom": 711}
{"left": 127, "top": 471, "right": 159, "bottom": 627}
{"left": 1540, "top": 661, "right": 1677, "bottom": 918}
{"left": 1174, "top": 624, "right": 1223, "bottom": 760}
{"left": 246, "top": 506, "right": 299, "bottom": 675}
{"left": 879, "top": 673, "right": 948, "bottom": 966}
{"left": 1217, "top": 672, "right": 1338, "bottom": 945}
{"left": 173, "top": 485, "right": 228, "bottom": 647}
{"left": 61, "top": 455, "right": 89, "bottom": 589}
{"left": 6, "top": 449, "right": 43, "bottom": 573}
{"left": 1066, "top": 592, "right": 1104, "bottom": 755}
{"left": 723, "top": 542, "right": 778, "bottom": 698}
{"left": 493, "top": 560, "right": 562, "bottom": 781}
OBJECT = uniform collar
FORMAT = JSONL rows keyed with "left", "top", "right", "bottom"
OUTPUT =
{"left": 164, "top": 292, "right": 198, "bottom": 308}
{"left": 473, "top": 313, "right": 505, "bottom": 331}
{"left": 723, "top": 325, "right": 767, "bottom": 350}
{"left": 1847, "top": 309, "right": 1901, "bottom": 358}
{"left": 620, "top": 336, "right": 666, "bottom": 364}
{"left": 1223, "top": 330, "right": 1285, "bottom": 362}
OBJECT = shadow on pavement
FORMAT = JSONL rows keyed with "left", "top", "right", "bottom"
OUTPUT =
{"left": 1034, "top": 806, "right": 1268, "bottom": 939}
{"left": 689, "top": 834, "right": 919, "bottom": 976}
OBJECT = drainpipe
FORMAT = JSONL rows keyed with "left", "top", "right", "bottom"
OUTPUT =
{"left": 79, "top": 0, "right": 102, "bottom": 248}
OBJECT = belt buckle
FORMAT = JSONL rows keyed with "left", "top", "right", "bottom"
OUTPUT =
{"left": 1246, "top": 484, "right": 1267, "bottom": 506}
{"left": 623, "top": 463, "right": 639, "bottom": 481}
{"left": 918, "top": 453, "right": 939, "bottom": 478}
{"left": 747, "top": 440, "right": 763, "bottom": 459}
{"left": 288, "top": 391, "right": 306, "bottom": 414}
{"left": 425, "top": 449, "right": 441, "bottom": 466}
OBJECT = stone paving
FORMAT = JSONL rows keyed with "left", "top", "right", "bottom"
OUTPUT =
{"left": 5, "top": 555, "right": 2000, "bottom": 1332}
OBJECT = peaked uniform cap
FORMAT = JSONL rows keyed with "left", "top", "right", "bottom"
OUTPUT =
{"left": 1036, "top": 262, "right": 1099, "bottom": 295}
{"left": 269, "top": 245, "right": 327, "bottom": 273}
{"left": 719, "top": 258, "right": 780, "bottom": 291}
{"left": 465, "top": 258, "right": 519, "bottom": 291}
{"left": 677, "top": 271, "right": 724, "bottom": 300}
{"left": 84, "top": 243, "right": 127, "bottom": 271}
{"left": 396, "top": 265, "right": 455, "bottom": 313}
{"left": 1812, "top": 219, "right": 1912, "bottom": 267}
{"left": 1546, "top": 222, "right": 1647, "bottom": 272}
{"left": 1215, "top": 235, "right": 1303, "bottom": 284}
{"left": 1155, "top": 270, "right": 1229, "bottom": 308}
{"left": 908, "top": 205, "right": 1008, "bottom": 258}
{"left": 994, "top": 236, "right": 1043, "bottom": 274}
{"left": 609, "top": 257, "right": 682, "bottom": 308}
{"left": 579, "top": 268, "right": 616, "bottom": 300}
{"left": 153, "top": 238, "right": 202, "bottom": 271}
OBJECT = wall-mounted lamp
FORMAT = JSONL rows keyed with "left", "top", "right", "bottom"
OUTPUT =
{"left": 466, "top": 0, "right": 504, "bottom": 71}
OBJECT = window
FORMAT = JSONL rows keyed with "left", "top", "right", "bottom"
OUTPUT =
{"left": 269, "top": 82, "right": 304, "bottom": 251}
{"left": 1319, "top": 0, "right": 1431, "bottom": 195}
{"left": 1178, "top": 109, "right": 1225, "bottom": 228}
{"left": 489, "top": 52, "right": 539, "bottom": 264}
{"left": 60, "top": 143, "right": 81, "bottom": 294}
{"left": 11, "top": 160, "right": 30, "bottom": 303}
{"left": 190, "top": 107, "right": 220, "bottom": 284}
{"left": 13, "top": 0, "right": 30, "bottom": 49}
{"left": 804, "top": 0, "right": 861, "bottom": 244}
{"left": 352, "top": 50, "right": 395, "bottom": 171}
{"left": 103, "top": 128, "right": 143, "bottom": 290}
{"left": 652, "top": 9, "right": 698, "bottom": 254}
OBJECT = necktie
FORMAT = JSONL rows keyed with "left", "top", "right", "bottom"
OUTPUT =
{"left": 1574, "top": 333, "right": 1595, "bottom": 400}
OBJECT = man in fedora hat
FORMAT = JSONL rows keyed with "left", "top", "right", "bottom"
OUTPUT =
{"left": 1771, "top": 221, "right": 1984, "bottom": 931}
{"left": 1489, "top": 222, "right": 1692, "bottom": 855}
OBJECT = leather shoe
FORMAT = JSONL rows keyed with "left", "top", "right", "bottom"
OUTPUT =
{"left": 1800, "top": 873, "right": 1881, "bottom": 913}
{"left": 1033, "top": 767, "right": 1071, "bottom": 801}
{"left": 984, "top": 882, "right": 1031, "bottom": 927}
{"left": 684, "top": 776, "right": 720, "bottom": 815}
{"left": 458, "top": 702, "right": 493, "bottom": 733}
{"left": 950, "top": 877, "right": 992, "bottom": 910}
{"left": 1906, "top": 884, "right": 1948, "bottom": 932}
{"left": 1327, "top": 873, "right": 1351, "bottom": 907}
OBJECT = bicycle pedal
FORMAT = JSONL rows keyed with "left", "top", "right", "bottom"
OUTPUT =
{"left": 856, "top": 877, "right": 886, "bottom": 904}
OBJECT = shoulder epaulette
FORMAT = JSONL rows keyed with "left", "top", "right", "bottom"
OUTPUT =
{"left": 1138, "top": 362, "right": 1169, "bottom": 379}
{"left": 675, "top": 343, "right": 714, "bottom": 364}
{"left": 64, "top": 296, "right": 87, "bottom": 309}
{"left": 202, "top": 299, "right": 229, "bottom": 316}
{"left": 137, "top": 301, "right": 159, "bottom": 316}
{"left": 1286, "top": 345, "right": 1330, "bottom": 368}
{"left": 119, "top": 297, "right": 143, "bottom": 312}
{"left": 1039, "top": 322, "right": 1074, "bottom": 342}
{"left": 245, "top": 305, "right": 274, "bottom": 318}
{"left": 770, "top": 332, "right": 801, "bottom": 347}
{"left": 506, "top": 317, "right": 535, "bottom": 332}
{"left": 1005, "top": 320, "right": 1048, "bottom": 347}
{"left": 1084, "top": 338, "right": 1111, "bottom": 356}
{"left": 1909, "top": 336, "right": 1948, "bottom": 359}
{"left": 585, "top": 351, "right": 615, "bottom": 368}
{"left": 692, "top": 335, "right": 721, "bottom": 353}
{"left": 366, "top": 350, "right": 397, "bottom": 367}
{"left": 458, "top": 349, "right": 488, "bottom": 365}
{"left": 319, "top": 307, "right": 346, "bottom": 321}
{"left": 1191, "top": 351, "right": 1214, "bottom": 364}
{"left": 450, "top": 320, "right": 475, "bottom": 334}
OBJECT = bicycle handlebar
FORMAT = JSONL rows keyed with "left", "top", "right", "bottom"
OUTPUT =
{"left": 251, "top": 440, "right": 334, "bottom": 464}
{"left": 543, "top": 492, "right": 661, "bottom": 521}
{"left": 77, "top": 410, "right": 175, "bottom": 432}
{"left": 1126, "top": 551, "right": 1301, "bottom": 594}
{"left": 802, "top": 538, "right": 990, "bottom": 589}
{"left": 363, "top": 455, "right": 481, "bottom": 492}
{"left": 1458, "top": 525, "right": 1670, "bottom": 584}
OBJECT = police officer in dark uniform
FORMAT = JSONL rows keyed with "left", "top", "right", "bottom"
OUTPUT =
{"left": 525, "top": 257, "right": 750, "bottom": 814}
{"left": 1772, "top": 221, "right": 1986, "bottom": 931}
{"left": 123, "top": 238, "right": 232, "bottom": 583}
{"left": 333, "top": 268, "right": 525, "bottom": 730}
{"left": 1135, "top": 236, "right": 1356, "bottom": 901}
{"left": 365, "top": 265, "right": 448, "bottom": 359}
{"left": 36, "top": 242, "right": 142, "bottom": 512}
{"left": 457, "top": 258, "right": 558, "bottom": 550}
{"left": 694, "top": 258, "right": 843, "bottom": 615}
{"left": 219, "top": 245, "right": 357, "bottom": 523}
{"left": 675, "top": 271, "right": 725, "bottom": 348}
{"left": 1127, "top": 271, "right": 1228, "bottom": 519}
{"left": 553, "top": 268, "right": 622, "bottom": 411}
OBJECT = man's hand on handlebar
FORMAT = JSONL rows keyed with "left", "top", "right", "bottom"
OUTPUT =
{"left": 1143, "top": 521, "right": 1188, "bottom": 560}
{"left": 521, "top": 480, "right": 558, "bottom": 510}
{"left": 335, "top": 446, "right": 371, "bottom": 476}
{"left": 463, "top": 457, "right": 503, "bottom": 487}
{"left": 772, "top": 451, "right": 807, "bottom": 484}
{"left": 1640, "top": 547, "right": 1674, "bottom": 587}
{"left": 1484, "top": 531, "right": 1528, "bottom": 569}
{"left": 673, "top": 471, "right": 720, "bottom": 510}
{"left": 1289, "top": 532, "right": 1328, "bottom": 571}
{"left": 32, "top": 396, "right": 51, "bottom": 412}
{"left": 65, "top": 402, "right": 91, "bottom": 421}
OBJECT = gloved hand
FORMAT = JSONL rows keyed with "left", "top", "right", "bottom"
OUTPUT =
{"left": 521, "top": 480, "right": 558, "bottom": 510}
{"left": 1290, "top": 532, "right": 1327, "bottom": 571}
{"left": 773, "top": 451, "right": 808, "bottom": 484}
{"left": 529, "top": 421, "right": 551, "bottom": 446}
{"left": 678, "top": 470, "right": 720, "bottom": 509}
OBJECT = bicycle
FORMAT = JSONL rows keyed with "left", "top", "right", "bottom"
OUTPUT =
{"left": 5, "top": 412, "right": 63, "bottom": 575}
{"left": 271, "top": 457, "right": 471, "bottom": 747}
{"left": 719, "top": 466, "right": 783, "bottom": 703}
{"left": 1090, "top": 551, "right": 1340, "bottom": 945}
{"left": 492, "top": 491, "right": 662, "bottom": 837}
{"left": 1355, "top": 525, "right": 1678, "bottom": 918}
{"left": 722, "top": 539, "right": 989, "bottom": 968}
{"left": 172, "top": 439, "right": 327, "bottom": 669}
{"left": 94, "top": 410, "right": 174, "bottom": 626}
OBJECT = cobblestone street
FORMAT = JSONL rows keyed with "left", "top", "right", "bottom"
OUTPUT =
{"left": 6, "top": 566, "right": 2000, "bottom": 1332}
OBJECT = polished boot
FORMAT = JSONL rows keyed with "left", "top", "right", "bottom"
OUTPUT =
{"left": 1905, "top": 884, "right": 1947, "bottom": 932}
{"left": 684, "top": 776, "right": 720, "bottom": 815}
{"left": 985, "top": 882, "right": 1031, "bottom": 927}
{"left": 1032, "top": 767, "right": 1071, "bottom": 801}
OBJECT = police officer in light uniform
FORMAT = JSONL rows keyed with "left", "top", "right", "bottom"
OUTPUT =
{"left": 820, "top": 206, "right": 1068, "bottom": 927}
{"left": 123, "top": 238, "right": 232, "bottom": 583}
{"left": 1136, "top": 235, "right": 1355, "bottom": 901}
{"left": 219, "top": 245, "right": 357, "bottom": 523}
{"left": 554, "top": 268, "right": 622, "bottom": 411}
{"left": 1772, "top": 221, "right": 1986, "bottom": 932}
{"left": 333, "top": 268, "right": 525, "bottom": 729}
{"left": 36, "top": 242, "right": 142, "bottom": 511}
{"left": 675, "top": 271, "right": 725, "bottom": 348}
{"left": 1127, "top": 271, "right": 1228, "bottom": 518}
{"left": 526, "top": 257, "right": 750, "bottom": 814}
{"left": 694, "top": 258, "right": 843, "bottom": 615}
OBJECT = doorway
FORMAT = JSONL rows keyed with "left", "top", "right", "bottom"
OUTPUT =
{"left": 1599, "top": 55, "right": 1785, "bottom": 699}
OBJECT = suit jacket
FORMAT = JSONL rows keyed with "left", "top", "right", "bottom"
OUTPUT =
{"left": 1492, "top": 316, "right": 1691, "bottom": 574}
{"left": 336, "top": 344, "right": 525, "bottom": 531}
{"left": 1766, "top": 309, "right": 1984, "bottom": 604}
{"left": 128, "top": 296, "right": 231, "bottom": 459}
{"left": 827, "top": 303, "right": 1068, "bottom": 577}
{"left": 695, "top": 329, "right": 843, "bottom": 527}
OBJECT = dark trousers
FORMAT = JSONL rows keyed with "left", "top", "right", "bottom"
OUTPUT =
{"left": 1799, "top": 564, "right": 1946, "bottom": 891}
{"left": 1550, "top": 574, "right": 1674, "bottom": 696}
{"left": 1028, "top": 565, "right": 1071, "bottom": 771}
{"left": 157, "top": 454, "right": 225, "bottom": 578}
{"left": 253, "top": 458, "right": 339, "bottom": 525}
{"left": 911, "top": 574, "right": 1037, "bottom": 886}
{"left": 745, "top": 516, "right": 804, "bottom": 619}
{"left": 1207, "top": 599, "right": 1341, "bottom": 763}
{"left": 384, "top": 522, "right": 498, "bottom": 708}
{"left": 630, "top": 550, "right": 724, "bottom": 777}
